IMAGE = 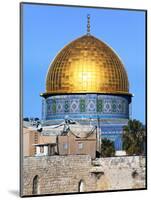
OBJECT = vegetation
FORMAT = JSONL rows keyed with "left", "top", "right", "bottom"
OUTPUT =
{"left": 23, "top": 117, "right": 29, "bottom": 121}
{"left": 122, "top": 119, "right": 145, "bottom": 155}
{"left": 101, "top": 138, "right": 115, "bottom": 157}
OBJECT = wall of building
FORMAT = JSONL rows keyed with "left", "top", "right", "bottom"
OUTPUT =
{"left": 23, "top": 127, "right": 57, "bottom": 156}
{"left": 92, "top": 156, "right": 146, "bottom": 190}
{"left": 22, "top": 155, "right": 146, "bottom": 196}
{"left": 22, "top": 155, "right": 96, "bottom": 196}
{"left": 41, "top": 94, "right": 131, "bottom": 150}
{"left": 58, "top": 131, "right": 96, "bottom": 159}
{"left": 23, "top": 128, "right": 39, "bottom": 156}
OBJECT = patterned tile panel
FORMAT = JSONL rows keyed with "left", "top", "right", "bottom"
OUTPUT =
{"left": 42, "top": 94, "right": 130, "bottom": 121}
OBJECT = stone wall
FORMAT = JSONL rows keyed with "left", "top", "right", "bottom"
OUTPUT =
{"left": 92, "top": 156, "right": 146, "bottom": 191}
{"left": 22, "top": 155, "right": 96, "bottom": 196}
{"left": 22, "top": 155, "right": 146, "bottom": 196}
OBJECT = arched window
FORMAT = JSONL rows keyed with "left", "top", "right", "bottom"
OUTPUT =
{"left": 32, "top": 175, "right": 39, "bottom": 195}
{"left": 78, "top": 180, "right": 85, "bottom": 192}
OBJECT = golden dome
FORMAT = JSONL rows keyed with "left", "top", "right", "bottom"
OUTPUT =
{"left": 46, "top": 35, "right": 130, "bottom": 95}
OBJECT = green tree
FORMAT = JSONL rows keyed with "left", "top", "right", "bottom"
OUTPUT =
{"left": 122, "top": 119, "right": 145, "bottom": 155}
{"left": 101, "top": 138, "right": 115, "bottom": 157}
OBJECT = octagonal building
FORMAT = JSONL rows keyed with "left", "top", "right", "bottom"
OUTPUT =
{"left": 40, "top": 16, "right": 132, "bottom": 151}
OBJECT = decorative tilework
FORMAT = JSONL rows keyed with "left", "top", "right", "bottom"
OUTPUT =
{"left": 52, "top": 99, "right": 56, "bottom": 113}
{"left": 122, "top": 100, "right": 125, "bottom": 113}
{"left": 42, "top": 94, "right": 130, "bottom": 122}
{"left": 41, "top": 99, "right": 45, "bottom": 120}
{"left": 80, "top": 99, "right": 86, "bottom": 112}
{"left": 64, "top": 100, "right": 69, "bottom": 112}
{"left": 87, "top": 100, "right": 96, "bottom": 112}
{"left": 97, "top": 99, "right": 103, "bottom": 112}
{"left": 112, "top": 100, "right": 117, "bottom": 113}
{"left": 70, "top": 100, "right": 79, "bottom": 113}
{"left": 117, "top": 102, "right": 122, "bottom": 113}
{"left": 104, "top": 101, "right": 112, "bottom": 113}
{"left": 56, "top": 103, "right": 63, "bottom": 113}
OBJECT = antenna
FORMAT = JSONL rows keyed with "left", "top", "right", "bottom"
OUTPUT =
{"left": 87, "top": 14, "right": 90, "bottom": 35}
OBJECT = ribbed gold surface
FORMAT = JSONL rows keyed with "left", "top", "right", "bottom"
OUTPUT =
{"left": 46, "top": 35, "right": 129, "bottom": 94}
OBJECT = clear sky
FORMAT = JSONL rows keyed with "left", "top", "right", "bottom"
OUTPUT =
{"left": 22, "top": 3, "right": 146, "bottom": 124}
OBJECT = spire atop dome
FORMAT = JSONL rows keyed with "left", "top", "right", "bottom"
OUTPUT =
{"left": 87, "top": 14, "right": 90, "bottom": 35}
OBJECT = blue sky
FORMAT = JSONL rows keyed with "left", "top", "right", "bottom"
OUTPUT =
{"left": 23, "top": 3, "right": 146, "bottom": 123}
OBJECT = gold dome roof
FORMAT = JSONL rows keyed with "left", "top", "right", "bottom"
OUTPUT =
{"left": 46, "top": 35, "right": 130, "bottom": 95}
